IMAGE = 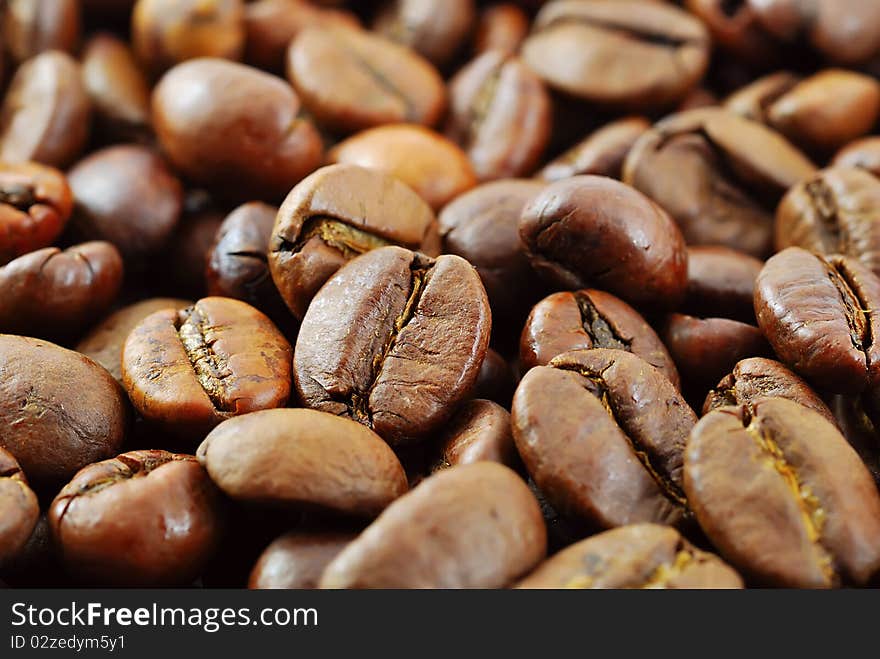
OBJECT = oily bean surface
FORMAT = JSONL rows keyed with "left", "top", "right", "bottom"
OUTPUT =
{"left": 249, "top": 529, "right": 356, "bottom": 590}
{"left": 431, "top": 399, "right": 518, "bottom": 472}
{"left": 0, "top": 447, "right": 40, "bottom": 566}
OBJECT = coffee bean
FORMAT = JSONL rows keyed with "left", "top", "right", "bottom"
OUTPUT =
{"left": 833, "top": 136, "right": 880, "bottom": 178}
{"left": 474, "top": 3, "right": 529, "bottom": 55}
{"left": 685, "top": 398, "right": 880, "bottom": 587}
{"left": 295, "top": 246, "right": 490, "bottom": 445}
{"left": 319, "top": 462, "right": 546, "bottom": 588}
{"left": 431, "top": 399, "right": 518, "bottom": 472}
{"left": 162, "top": 205, "right": 224, "bottom": 299}
{"left": 829, "top": 395, "right": 880, "bottom": 487}
{"left": 249, "top": 529, "right": 356, "bottom": 589}
{"left": 373, "top": 0, "right": 475, "bottom": 68}
{"left": 469, "top": 348, "right": 517, "bottom": 408}
{"left": 0, "top": 447, "right": 40, "bottom": 567}
{"left": 1, "top": 0, "right": 80, "bottom": 64}
{"left": 683, "top": 246, "right": 763, "bottom": 323}
{"left": 684, "top": 0, "right": 780, "bottom": 66}
{"left": 49, "top": 450, "right": 224, "bottom": 585}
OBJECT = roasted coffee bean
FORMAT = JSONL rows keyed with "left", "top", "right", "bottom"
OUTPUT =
{"left": 49, "top": 450, "right": 224, "bottom": 586}
{"left": 522, "top": 1, "right": 709, "bottom": 109}
{"left": 520, "top": 289, "right": 679, "bottom": 388}
{"left": 685, "top": 398, "right": 880, "bottom": 587}
{"left": 328, "top": 124, "right": 477, "bottom": 211}
{"left": 1, "top": 0, "right": 80, "bottom": 64}
{"left": 754, "top": 247, "right": 880, "bottom": 394}
{"left": 249, "top": 529, "right": 356, "bottom": 589}
{"left": 683, "top": 246, "right": 763, "bottom": 323}
{"left": 133, "top": 0, "right": 245, "bottom": 78}
{"left": 624, "top": 108, "right": 816, "bottom": 257}
{"left": 373, "top": 0, "right": 474, "bottom": 68}
{"left": 446, "top": 51, "right": 550, "bottom": 181}
{"left": 0, "top": 51, "right": 91, "bottom": 168}
{"left": 683, "top": 0, "right": 780, "bottom": 66}
{"left": 470, "top": 348, "right": 517, "bottom": 408}
{"left": 81, "top": 34, "right": 152, "bottom": 142}
{"left": 269, "top": 164, "right": 439, "bottom": 320}
{"left": 0, "top": 161, "right": 72, "bottom": 266}
{"left": 519, "top": 176, "right": 688, "bottom": 310}
{"left": 76, "top": 298, "right": 192, "bottom": 382}
{"left": 122, "top": 297, "right": 292, "bottom": 440}
{"left": 286, "top": 25, "right": 446, "bottom": 133}
{"left": 295, "top": 246, "right": 490, "bottom": 445}
{"left": 776, "top": 167, "right": 880, "bottom": 277}
{"left": 198, "top": 409, "right": 407, "bottom": 516}
{"left": 0, "top": 335, "right": 128, "bottom": 489}
{"left": 152, "top": 58, "right": 323, "bottom": 201}
{"left": 512, "top": 349, "right": 696, "bottom": 529}
{"left": 431, "top": 399, "right": 518, "bottom": 472}
{"left": 319, "top": 462, "right": 546, "bottom": 589}
{"left": 0, "top": 514, "right": 66, "bottom": 587}
{"left": 0, "top": 448, "right": 40, "bottom": 566}
{"left": 517, "top": 523, "right": 743, "bottom": 589}
{"left": 833, "top": 136, "right": 880, "bottom": 178}
{"left": 475, "top": 3, "right": 529, "bottom": 55}
{"left": 677, "top": 86, "right": 718, "bottom": 112}
{"left": 723, "top": 71, "right": 800, "bottom": 121}
{"left": 68, "top": 145, "right": 183, "bottom": 260}
{"left": 829, "top": 395, "right": 880, "bottom": 486}
{"left": 162, "top": 205, "right": 224, "bottom": 300}
{"left": 538, "top": 116, "right": 650, "bottom": 182}
{"left": 0, "top": 241, "right": 123, "bottom": 339}
{"left": 438, "top": 179, "right": 545, "bottom": 326}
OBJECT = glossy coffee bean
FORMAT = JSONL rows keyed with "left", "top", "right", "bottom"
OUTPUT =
{"left": 446, "top": 50, "right": 550, "bottom": 181}
{"left": 431, "top": 399, "right": 518, "bottom": 472}
{"left": 0, "top": 448, "right": 40, "bottom": 567}
{"left": 373, "top": 0, "right": 475, "bottom": 68}
{"left": 683, "top": 0, "right": 780, "bottom": 66}
{"left": 683, "top": 246, "right": 763, "bottom": 323}
{"left": 68, "top": 145, "right": 183, "bottom": 259}
{"left": 438, "top": 179, "right": 545, "bottom": 326}
{"left": 162, "top": 204, "right": 224, "bottom": 299}
{"left": 520, "top": 289, "right": 679, "bottom": 388}
{"left": 198, "top": 409, "right": 408, "bottom": 516}
{"left": 470, "top": 348, "right": 517, "bottom": 408}
{"left": 319, "top": 462, "right": 546, "bottom": 589}
{"left": 522, "top": 1, "right": 709, "bottom": 109}
{"left": 49, "top": 450, "right": 224, "bottom": 586}
{"left": 1, "top": 0, "right": 80, "bottom": 64}
{"left": 0, "top": 161, "right": 72, "bottom": 266}
{"left": 152, "top": 58, "right": 323, "bottom": 201}
{"left": 76, "top": 297, "right": 192, "bottom": 383}
{"left": 0, "top": 242, "right": 123, "bottom": 339}
{"left": 249, "top": 529, "right": 356, "bottom": 589}
{"left": 754, "top": 247, "right": 880, "bottom": 394}
{"left": 517, "top": 523, "right": 743, "bottom": 589}
{"left": 685, "top": 398, "right": 880, "bottom": 587}
{"left": 0, "top": 51, "right": 91, "bottom": 168}
{"left": 295, "top": 246, "right": 490, "bottom": 445}
{"left": 776, "top": 167, "right": 880, "bottom": 277}
{"left": 286, "top": 25, "right": 446, "bottom": 134}
{"left": 122, "top": 297, "right": 292, "bottom": 440}
{"left": 703, "top": 357, "right": 836, "bottom": 426}
{"left": 512, "top": 349, "right": 696, "bottom": 529}
{"left": 623, "top": 108, "right": 815, "bottom": 257}
{"left": 0, "top": 335, "right": 128, "bottom": 489}
{"left": 833, "top": 136, "right": 880, "bottom": 179}
{"left": 723, "top": 71, "right": 799, "bottom": 122}
{"left": 519, "top": 176, "right": 688, "bottom": 310}
{"left": 475, "top": 3, "right": 529, "bottom": 55}
{"left": 829, "top": 396, "right": 880, "bottom": 487}
{"left": 328, "top": 125, "right": 477, "bottom": 211}
{"left": 538, "top": 116, "right": 650, "bottom": 182}
{"left": 133, "top": 0, "right": 245, "bottom": 77}
{"left": 269, "top": 164, "right": 439, "bottom": 320}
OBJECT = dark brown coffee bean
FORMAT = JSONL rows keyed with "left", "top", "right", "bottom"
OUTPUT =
{"left": 0, "top": 241, "right": 123, "bottom": 339}
{"left": 133, "top": 0, "right": 245, "bottom": 78}
{"left": 373, "top": 0, "right": 475, "bottom": 68}
{"left": 833, "top": 136, "right": 880, "bottom": 179}
{"left": 538, "top": 116, "right": 650, "bottom": 182}
{"left": 683, "top": 246, "right": 763, "bottom": 323}
{"left": 517, "top": 523, "right": 743, "bottom": 589}
{"left": 438, "top": 179, "right": 545, "bottom": 326}
{"left": 512, "top": 348, "right": 696, "bottom": 529}
{"left": 0, "top": 51, "right": 91, "bottom": 168}
{"left": 829, "top": 395, "right": 880, "bottom": 487}
{"left": 445, "top": 50, "right": 550, "bottom": 181}
{"left": 623, "top": 108, "right": 816, "bottom": 257}
{"left": 470, "top": 348, "right": 517, "bottom": 408}
{"left": 724, "top": 71, "right": 800, "bottom": 122}
{"left": 0, "top": 335, "right": 128, "bottom": 489}
{"left": 431, "top": 399, "right": 518, "bottom": 472}
{"left": 520, "top": 289, "right": 679, "bottom": 388}
{"left": 0, "top": 447, "right": 40, "bottom": 566}
{"left": 754, "top": 247, "right": 880, "bottom": 394}
{"left": 294, "top": 246, "right": 491, "bottom": 446}
{"left": 286, "top": 25, "right": 446, "bottom": 133}
{"left": 684, "top": 0, "right": 780, "bottom": 66}
{"left": 704, "top": 358, "right": 837, "bottom": 426}
{"left": 249, "top": 529, "right": 356, "bottom": 589}
{"left": 269, "top": 164, "right": 439, "bottom": 320}
{"left": 76, "top": 297, "right": 192, "bottom": 382}
{"left": 68, "top": 145, "right": 183, "bottom": 259}
{"left": 776, "top": 167, "right": 880, "bottom": 277}
{"left": 198, "top": 408, "right": 408, "bottom": 516}
{"left": 162, "top": 205, "right": 224, "bottom": 299}
{"left": 1, "top": 0, "right": 80, "bottom": 63}
{"left": 522, "top": 1, "right": 709, "bottom": 109}
{"left": 122, "top": 297, "right": 292, "bottom": 440}
{"left": 327, "top": 124, "right": 477, "bottom": 211}
{"left": 49, "top": 450, "right": 224, "bottom": 586}
{"left": 319, "top": 462, "right": 546, "bottom": 588}
{"left": 519, "top": 176, "right": 688, "bottom": 310}
{"left": 0, "top": 161, "right": 72, "bottom": 266}
{"left": 475, "top": 3, "right": 529, "bottom": 55}
{"left": 685, "top": 398, "right": 880, "bottom": 587}
{"left": 152, "top": 58, "right": 323, "bottom": 201}
{"left": 0, "top": 514, "right": 66, "bottom": 587}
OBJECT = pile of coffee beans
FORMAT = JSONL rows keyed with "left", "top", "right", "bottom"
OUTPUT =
{"left": 2, "top": 0, "right": 880, "bottom": 590}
